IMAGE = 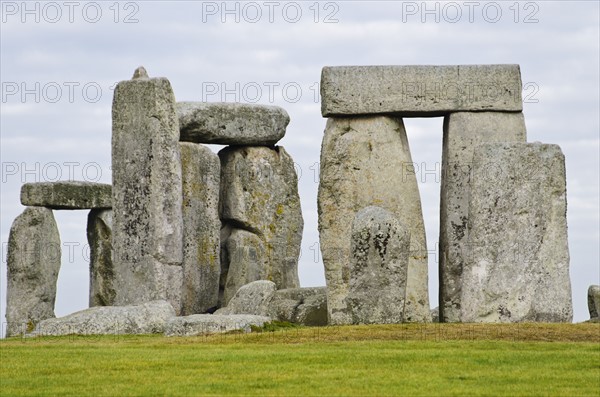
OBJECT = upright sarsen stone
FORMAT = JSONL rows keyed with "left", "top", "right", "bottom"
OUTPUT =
{"left": 461, "top": 142, "right": 572, "bottom": 323}
{"left": 6, "top": 207, "right": 61, "bottom": 337}
{"left": 180, "top": 142, "right": 221, "bottom": 315}
{"left": 111, "top": 67, "right": 184, "bottom": 313}
{"left": 439, "top": 112, "right": 527, "bottom": 322}
{"left": 588, "top": 285, "right": 600, "bottom": 321}
{"left": 318, "top": 116, "right": 429, "bottom": 325}
{"left": 87, "top": 209, "right": 115, "bottom": 307}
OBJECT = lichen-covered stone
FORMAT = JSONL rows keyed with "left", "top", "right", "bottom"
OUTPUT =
{"left": 588, "top": 285, "right": 600, "bottom": 321}
{"left": 87, "top": 209, "right": 115, "bottom": 307}
{"left": 461, "top": 143, "right": 572, "bottom": 323}
{"left": 321, "top": 64, "right": 523, "bottom": 116}
{"left": 269, "top": 287, "right": 328, "bottom": 326}
{"left": 111, "top": 68, "right": 184, "bottom": 313}
{"left": 6, "top": 207, "right": 61, "bottom": 337}
{"left": 439, "top": 112, "right": 527, "bottom": 322}
{"left": 177, "top": 102, "right": 289, "bottom": 145}
{"left": 219, "top": 146, "right": 303, "bottom": 302}
{"left": 26, "top": 301, "right": 175, "bottom": 337}
{"left": 164, "top": 314, "right": 271, "bottom": 336}
{"left": 180, "top": 142, "right": 220, "bottom": 315}
{"left": 20, "top": 181, "right": 112, "bottom": 209}
{"left": 215, "top": 280, "right": 276, "bottom": 317}
{"left": 346, "top": 206, "right": 410, "bottom": 324}
{"left": 318, "top": 116, "right": 429, "bottom": 324}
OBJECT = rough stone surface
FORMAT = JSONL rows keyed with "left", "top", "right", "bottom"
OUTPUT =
{"left": 180, "top": 142, "right": 221, "bottom": 315}
{"left": 318, "top": 116, "right": 429, "bottom": 325}
{"left": 461, "top": 142, "right": 572, "bottom": 323}
{"left": 439, "top": 112, "right": 527, "bottom": 322}
{"left": 20, "top": 181, "right": 112, "bottom": 209}
{"left": 178, "top": 102, "right": 289, "bottom": 145}
{"left": 321, "top": 65, "right": 523, "bottom": 116}
{"left": 111, "top": 69, "right": 184, "bottom": 313}
{"left": 87, "top": 209, "right": 115, "bottom": 307}
{"left": 588, "top": 285, "right": 600, "bottom": 320}
{"left": 165, "top": 314, "right": 271, "bottom": 336}
{"left": 431, "top": 307, "right": 440, "bottom": 323}
{"left": 215, "top": 280, "right": 276, "bottom": 317}
{"left": 270, "top": 287, "right": 328, "bottom": 326}
{"left": 346, "top": 206, "right": 410, "bottom": 324}
{"left": 26, "top": 301, "right": 175, "bottom": 337}
{"left": 219, "top": 146, "right": 303, "bottom": 305}
{"left": 6, "top": 207, "right": 61, "bottom": 337}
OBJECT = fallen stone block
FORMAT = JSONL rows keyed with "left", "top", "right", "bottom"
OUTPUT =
{"left": 215, "top": 280, "right": 276, "bottom": 317}
{"left": 164, "top": 314, "right": 271, "bottom": 336}
{"left": 20, "top": 181, "right": 112, "bottom": 209}
{"left": 270, "top": 287, "right": 328, "bottom": 326}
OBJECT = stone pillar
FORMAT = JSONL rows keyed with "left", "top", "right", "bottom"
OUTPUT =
{"left": 6, "top": 207, "right": 61, "bottom": 336}
{"left": 111, "top": 67, "right": 183, "bottom": 313}
{"left": 87, "top": 209, "right": 115, "bottom": 307}
{"left": 460, "top": 142, "right": 572, "bottom": 323}
{"left": 588, "top": 285, "right": 600, "bottom": 322}
{"left": 439, "top": 112, "right": 527, "bottom": 322}
{"left": 180, "top": 142, "right": 221, "bottom": 315}
{"left": 318, "top": 116, "right": 429, "bottom": 324}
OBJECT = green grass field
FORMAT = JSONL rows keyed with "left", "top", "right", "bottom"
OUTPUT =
{"left": 1, "top": 323, "right": 598, "bottom": 396}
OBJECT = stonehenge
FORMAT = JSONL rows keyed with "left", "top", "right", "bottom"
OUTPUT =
{"left": 5, "top": 64, "right": 577, "bottom": 338}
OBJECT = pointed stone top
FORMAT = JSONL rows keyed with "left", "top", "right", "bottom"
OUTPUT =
{"left": 132, "top": 66, "right": 149, "bottom": 80}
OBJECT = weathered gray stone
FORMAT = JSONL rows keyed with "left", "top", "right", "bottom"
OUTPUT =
{"left": 219, "top": 146, "right": 303, "bottom": 303}
{"left": 164, "top": 314, "right": 271, "bottom": 336}
{"left": 26, "top": 301, "right": 175, "bottom": 337}
{"left": 178, "top": 102, "right": 289, "bottom": 145}
{"left": 461, "top": 142, "right": 572, "bottom": 323}
{"left": 111, "top": 68, "right": 184, "bottom": 313}
{"left": 431, "top": 307, "right": 440, "bottom": 323}
{"left": 588, "top": 285, "right": 600, "bottom": 320}
{"left": 180, "top": 142, "right": 221, "bottom": 315}
{"left": 346, "top": 206, "right": 410, "bottom": 324}
{"left": 321, "top": 65, "right": 523, "bottom": 116}
{"left": 318, "top": 116, "right": 429, "bottom": 325}
{"left": 439, "top": 112, "right": 527, "bottom": 322}
{"left": 6, "top": 207, "right": 61, "bottom": 337}
{"left": 270, "top": 287, "right": 328, "bottom": 326}
{"left": 87, "top": 209, "right": 115, "bottom": 307}
{"left": 215, "top": 280, "right": 276, "bottom": 317}
{"left": 20, "top": 181, "right": 112, "bottom": 209}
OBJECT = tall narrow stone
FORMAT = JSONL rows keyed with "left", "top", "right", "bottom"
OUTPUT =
{"left": 111, "top": 67, "right": 183, "bottom": 313}
{"left": 180, "top": 142, "right": 221, "bottom": 315}
{"left": 439, "top": 112, "right": 527, "bottom": 322}
{"left": 346, "top": 206, "right": 410, "bottom": 324}
{"left": 6, "top": 207, "right": 61, "bottom": 337}
{"left": 87, "top": 209, "right": 115, "bottom": 307}
{"left": 461, "top": 142, "right": 572, "bottom": 323}
{"left": 318, "top": 116, "right": 429, "bottom": 324}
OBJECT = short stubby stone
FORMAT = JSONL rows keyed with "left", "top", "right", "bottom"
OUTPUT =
{"left": 164, "top": 314, "right": 271, "bottom": 336}
{"left": 6, "top": 207, "right": 61, "bottom": 337}
{"left": 320, "top": 65, "right": 523, "bottom": 117}
{"left": 180, "top": 142, "right": 221, "bottom": 315}
{"left": 219, "top": 145, "right": 303, "bottom": 303}
{"left": 20, "top": 181, "right": 112, "bottom": 209}
{"left": 588, "top": 285, "right": 600, "bottom": 321}
{"left": 178, "top": 102, "right": 289, "bottom": 145}
{"left": 439, "top": 112, "right": 527, "bottom": 322}
{"left": 111, "top": 69, "right": 184, "bottom": 313}
{"left": 269, "top": 287, "right": 328, "bottom": 326}
{"left": 215, "top": 280, "right": 276, "bottom": 317}
{"left": 431, "top": 307, "right": 440, "bottom": 323}
{"left": 346, "top": 206, "right": 410, "bottom": 324}
{"left": 26, "top": 301, "right": 175, "bottom": 337}
{"left": 318, "top": 116, "right": 429, "bottom": 325}
{"left": 461, "top": 142, "right": 572, "bottom": 323}
{"left": 87, "top": 209, "right": 115, "bottom": 307}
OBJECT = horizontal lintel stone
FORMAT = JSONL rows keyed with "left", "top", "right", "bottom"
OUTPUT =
{"left": 20, "top": 181, "right": 112, "bottom": 209}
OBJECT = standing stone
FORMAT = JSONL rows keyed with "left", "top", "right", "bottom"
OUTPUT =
{"left": 87, "top": 209, "right": 115, "bottom": 307}
{"left": 346, "top": 206, "right": 410, "bottom": 324}
{"left": 461, "top": 142, "right": 572, "bottom": 323}
{"left": 588, "top": 285, "right": 600, "bottom": 321}
{"left": 439, "top": 112, "right": 527, "bottom": 322}
{"left": 111, "top": 67, "right": 184, "bottom": 313}
{"left": 6, "top": 207, "right": 61, "bottom": 337}
{"left": 180, "top": 142, "right": 221, "bottom": 315}
{"left": 219, "top": 146, "right": 303, "bottom": 304}
{"left": 318, "top": 116, "right": 429, "bottom": 324}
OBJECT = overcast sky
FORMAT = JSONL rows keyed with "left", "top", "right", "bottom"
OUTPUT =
{"left": 1, "top": 1, "right": 598, "bottom": 334}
